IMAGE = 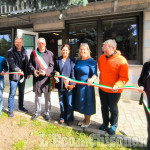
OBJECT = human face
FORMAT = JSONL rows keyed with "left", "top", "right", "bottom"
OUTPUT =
{"left": 61, "top": 46, "right": 70, "bottom": 58}
{"left": 79, "top": 45, "right": 89, "bottom": 59}
{"left": 15, "top": 39, "right": 23, "bottom": 51}
{"left": 102, "top": 44, "right": 115, "bottom": 57}
{"left": 38, "top": 41, "right": 46, "bottom": 52}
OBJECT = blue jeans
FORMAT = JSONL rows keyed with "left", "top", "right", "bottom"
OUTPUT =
{"left": 0, "top": 79, "right": 4, "bottom": 115}
{"left": 99, "top": 89, "right": 121, "bottom": 126}
{"left": 58, "top": 89, "right": 74, "bottom": 122}
{"left": 8, "top": 80, "right": 26, "bottom": 113}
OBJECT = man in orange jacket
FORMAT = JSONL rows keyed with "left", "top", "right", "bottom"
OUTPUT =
{"left": 98, "top": 39, "right": 129, "bottom": 135}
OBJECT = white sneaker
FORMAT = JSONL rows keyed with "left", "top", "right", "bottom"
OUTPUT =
{"left": 78, "top": 121, "right": 83, "bottom": 126}
{"left": 81, "top": 122, "right": 91, "bottom": 128}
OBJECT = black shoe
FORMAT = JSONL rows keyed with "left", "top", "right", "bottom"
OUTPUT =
{"left": 67, "top": 122, "right": 73, "bottom": 126}
{"left": 99, "top": 124, "right": 109, "bottom": 131}
{"left": 19, "top": 107, "right": 28, "bottom": 113}
{"left": 31, "top": 114, "right": 40, "bottom": 120}
{"left": 44, "top": 115, "right": 50, "bottom": 121}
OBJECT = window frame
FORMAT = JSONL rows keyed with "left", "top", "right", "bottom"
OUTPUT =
{"left": 99, "top": 12, "right": 143, "bottom": 65}
{"left": 65, "top": 12, "right": 143, "bottom": 64}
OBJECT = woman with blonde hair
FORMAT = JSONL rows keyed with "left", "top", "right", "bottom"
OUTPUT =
{"left": 74, "top": 43, "right": 97, "bottom": 127}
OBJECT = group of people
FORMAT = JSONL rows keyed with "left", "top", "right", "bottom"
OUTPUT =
{"left": 0, "top": 36, "right": 149, "bottom": 146}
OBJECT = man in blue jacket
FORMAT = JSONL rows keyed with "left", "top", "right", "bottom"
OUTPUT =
{"left": 7, "top": 36, "right": 30, "bottom": 117}
{"left": 0, "top": 56, "right": 8, "bottom": 116}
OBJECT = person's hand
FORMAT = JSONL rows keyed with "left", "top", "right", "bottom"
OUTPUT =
{"left": 40, "top": 69, "right": 46, "bottom": 76}
{"left": 0, "top": 71, "right": 5, "bottom": 76}
{"left": 18, "top": 69, "right": 24, "bottom": 75}
{"left": 66, "top": 85, "right": 75, "bottom": 91}
{"left": 64, "top": 80, "right": 69, "bottom": 89}
{"left": 55, "top": 72, "right": 60, "bottom": 76}
{"left": 34, "top": 70, "right": 39, "bottom": 77}
{"left": 27, "top": 75, "right": 31, "bottom": 79}
{"left": 137, "top": 86, "right": 144, "bottom": 93}
{"left": 87, "top": 78, "right": 93, "bottom": 85}
{"left": 112, "top": 85, "right": 118, "bottom": 92}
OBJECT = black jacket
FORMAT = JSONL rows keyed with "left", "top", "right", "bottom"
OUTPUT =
{"left": 138, "top": 61, "right": 150, "bottom": 105}
{"left": 7, "top": 46, "right": 29, "bottom": 81}
{"left": 138, "top": 62, "right": 150, "bottom": 88}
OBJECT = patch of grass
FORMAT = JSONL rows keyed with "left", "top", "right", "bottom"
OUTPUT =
{"left": 1, "top": 111, "right": 8, "bottom": 118}
{"left": 1, "top": 114, "right": 144, "bottom": 150}
{"left": 32, "top": 119, "right": 43, "bottom": 127}
{"left": 32, "top": 122, "right": 147, "bottom": 150}
{"left": 18, "top": 118, "right": 28, "bottom": 127}
{"left": 12, "top": 140, "right": 26, "bottom": 150}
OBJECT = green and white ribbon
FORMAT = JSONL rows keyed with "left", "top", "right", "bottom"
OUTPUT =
{"left": 33, "top": 50, "right": 48, "bottom": 70}
{"left": 56, "top": 75, "right": 150, "bottom": 114}
{"left": 143, "top": 94, "right": 150, "bottom": 114}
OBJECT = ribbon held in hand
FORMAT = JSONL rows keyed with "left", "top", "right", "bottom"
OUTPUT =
{"left": 55, "top": 74, "right": 150, "bottom": 114}
{"left": 4, "top": 71, "right": 24, "bottom": 83}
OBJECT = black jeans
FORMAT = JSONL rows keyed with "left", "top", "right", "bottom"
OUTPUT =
{"left": 144, "top": 105, "right": 150, "bottom": 150}
{"left": 99, "top": 89, "right": 121, "bottom": 126}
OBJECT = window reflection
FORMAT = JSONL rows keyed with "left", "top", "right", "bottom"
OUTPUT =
{"left": 68, "top": 22, "right": 97, "bottom": 60}
{"left": 102, "top": 18, "right": 138, "bottom": 62}
{"left": 0, "top": 31, "right": 11, "bottom": 57}
{"left": 0, "top": 31, "right": 12, "bottom": 93}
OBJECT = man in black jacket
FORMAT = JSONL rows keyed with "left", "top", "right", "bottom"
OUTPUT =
{"left": 7, "top": 36, "right": 30, "bottom": 117}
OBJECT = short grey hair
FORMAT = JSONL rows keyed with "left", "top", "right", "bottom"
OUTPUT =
{"left": 38, "top": 38, "right": 46, "bottom": 44}
{"left": 15, "top": 36, "right": 23, "bottom": 42}
{"left": 103, "top": 39, "right": 117, "bottom": 49}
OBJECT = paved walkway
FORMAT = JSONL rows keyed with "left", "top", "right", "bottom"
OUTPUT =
{"left": 2, "top": 90, "right": 148, "bottom": 146}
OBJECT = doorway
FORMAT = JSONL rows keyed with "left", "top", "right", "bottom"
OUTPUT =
{"left": 17, "top": 29, "right": 38, "bottom": 93}
{"left": 39, "top": 31, "right": 62, "bottom": 57}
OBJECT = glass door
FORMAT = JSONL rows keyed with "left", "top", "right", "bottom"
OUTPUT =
{"left": 17, "top": 29, "right": 38, "bottom": 92}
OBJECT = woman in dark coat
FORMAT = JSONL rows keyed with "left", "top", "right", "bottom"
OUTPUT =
{"left": 28, "top": 38, "right": 54, "bottom": 121}
{"left": 54, "top": 44, "right": 75, "bottom": 125}
{"left": 138, "top": 61, "right": 150, "bottom": 150}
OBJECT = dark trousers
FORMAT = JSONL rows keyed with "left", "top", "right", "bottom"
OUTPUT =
{"left": 58, "top": 89, "right": 74, "bottom": 122}
{"left": 144, "top": 105, "right": 150, "bottom": 150}
{"left": 8, "top": 79, "right": 26, "bottom": 112}
{"left": 99, "top": 89, "right": 121, "bottom": 126}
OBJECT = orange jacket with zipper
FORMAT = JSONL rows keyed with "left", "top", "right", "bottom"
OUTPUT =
{"left": 98, "top": 50, "right": 129, "bottom": 93}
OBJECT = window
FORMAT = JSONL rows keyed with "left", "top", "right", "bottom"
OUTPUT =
{"left": 66, "top": 13, "right": 142, "bottom": 64}
{"left": 102, "top": 17, "right": 139, "bottom": 64}
{"left": 68, "top": 22, "right": 97, "bottom": 60}
{"left": 0, "top": 30, "right": 12, "bottom": 57}
{"left": 0, "top": 30, "right": 12, "bottom": 93}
